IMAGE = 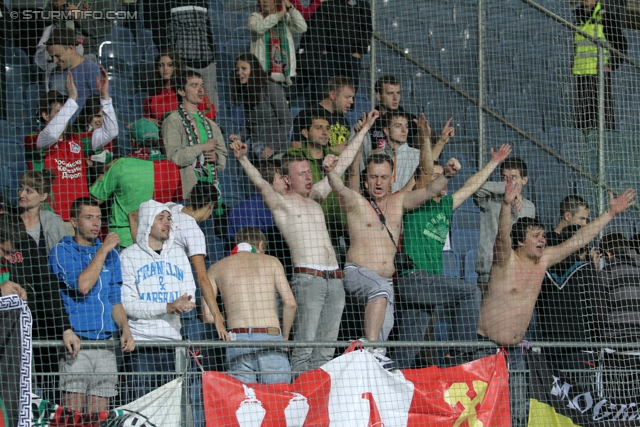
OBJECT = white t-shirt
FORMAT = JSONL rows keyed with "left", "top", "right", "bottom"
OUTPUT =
{"left": 168, "top": 204, "right": 207, "bottom": 258}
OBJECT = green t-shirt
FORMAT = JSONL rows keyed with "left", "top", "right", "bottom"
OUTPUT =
{"left": 402, "top": 195, "right": 454, "bottom": 275}
{"left": 89, "top": 157, "right": 155, "bottom": 247}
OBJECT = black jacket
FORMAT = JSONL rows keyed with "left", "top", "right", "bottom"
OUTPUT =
{"left": 299, "top": 0, "right": 372, "bottom": 57}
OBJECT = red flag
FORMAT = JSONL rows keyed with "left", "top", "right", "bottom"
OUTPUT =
{"left": 204, "top": 350, "right": 510, "bottom": 427}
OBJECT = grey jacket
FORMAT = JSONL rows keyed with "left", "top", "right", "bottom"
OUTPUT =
{"left": 239, "top": 82, "right": 293, "bottom": 155}
{"left": 163, "top": 111, "right": 228, "bottom": 198}
{"left": 40, "top": 210, "right": 69, "bottom": 255}
{"left": 473, "top": 181, "right": 535, "bottom": 283}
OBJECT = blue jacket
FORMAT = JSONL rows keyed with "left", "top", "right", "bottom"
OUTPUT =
{"left": 49, "top": 236, "right": 122, "bottom": 339}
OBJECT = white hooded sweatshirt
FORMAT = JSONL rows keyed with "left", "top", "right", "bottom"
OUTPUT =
{"left": 120, "top": 200, "right": 196, "bottom": 341}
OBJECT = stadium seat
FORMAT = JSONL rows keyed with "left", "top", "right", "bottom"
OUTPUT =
{"left": 442, "top": 250, "right": 461, "bottom": 279}
{"left": 0, "top": 137, "right": 26, "bottom": 165}
{"left": 99, "top": 42, "right": 140, "bottom": 71}
{"left": 137, "top": 30, "right": 156, "bottom": 60}
{"left": 6, "top": 47, "right": 30, "bottom": 67}
{"left": 464, "top": 249, "right": 478, "bottom": 284}
{"left": 451, "top": 229, "right": 480, "bottom": 256}
{"left": 452, "top": 209, "right": 480, "bottom": 231}
{"left": 110, "top": 25, "right": 135, "bottom": 44}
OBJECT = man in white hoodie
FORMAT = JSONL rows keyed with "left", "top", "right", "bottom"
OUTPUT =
{"left": 120, "top": 200, "right": 196, "bottom": 400}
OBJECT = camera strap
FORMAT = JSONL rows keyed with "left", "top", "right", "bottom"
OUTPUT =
{"left": 363, "top": 193, "right": 399, "bottom": 250}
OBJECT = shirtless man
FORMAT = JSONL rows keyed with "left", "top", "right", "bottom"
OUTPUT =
{"left": 230, "top": 110, "right": 379, "bottom": 375}
{"left": 477, "top": 178, "right": 635, "bottom": 424}
{"left": 207, "top": 227, "right": 296, "bottom": 384}
{"left": 325, "top": 151, "right": 459, "bottom": 369}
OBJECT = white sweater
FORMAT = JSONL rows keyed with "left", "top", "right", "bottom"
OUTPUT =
{"left": 120, "top": 200, "right": 196, "bottom": 341}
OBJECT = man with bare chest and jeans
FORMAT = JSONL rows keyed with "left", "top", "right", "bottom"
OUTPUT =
{"left": 325, "top": 152, "right": 459, "bottom": 369}
{"left": 207, "top": 227, "right": 296, "bottom": 384}
{"left": 230, "top": 111, "right": 379, "bottom": 376}
{"left": 477, "top": 178, "right": 635, "bottom": 425}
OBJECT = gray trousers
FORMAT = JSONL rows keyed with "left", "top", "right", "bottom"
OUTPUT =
{"left": 290, "top": 274, "right": 345, "bottom": 374}
{"left": 395, "top": 270, "right": 481, "bottom": 368}
{"left": 344, "top": 263, "right": 395, "bottom": 344}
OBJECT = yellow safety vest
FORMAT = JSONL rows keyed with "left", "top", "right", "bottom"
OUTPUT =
{"left": 573, "top": 2, "right": 609, "bottom": 75}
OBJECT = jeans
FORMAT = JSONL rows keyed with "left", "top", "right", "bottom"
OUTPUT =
{"left": 226, "top": 332, "right": 291, "bottom": 384}
{"left": 395, "top": 270, "right": 481, "bottom": 367}
{"left": 129, "top": 348, "right": 176, "bottom": 402}
{"left": 290, "top": 274, "right": 345, "bottom": 374}
{"left": 181, "top": 316, "right": 217, "bottom": 427}
{"left": 475, "top": 338, "right": 528, "bottom": 427}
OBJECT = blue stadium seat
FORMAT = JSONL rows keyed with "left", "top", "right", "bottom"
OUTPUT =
{"left": 534, "top": 173, "right": 570, "bottom": 229}
{"left": 452, "top": 209, "right": 480, "bottom": 231}
{"left": 464, "top": 249, "right": 478, "bottom": 284}
{"left": 451, "top": 229, "right": 480, "bottom": 256}
{"left": 222, "top": 12, "right": 249, "bottom": 38}
{"left": 6, "top": 47, "right": 30, "bottom": 67}
{"left": 221, "top": 38, "right": 250, "bottom": 63}
{"left": 107, "top": 25, "right": 135, "bottom": 44}
{"left": 99, "top": 42, "right": 140, "bottom": 70}
{"left": 0, "top": 137, "right": 26, "bottom": 165}
{"left": 442, "top": 250, "right": 461, "bottom": 279}
{"left": 137, "top": 30, "right": 156, "bottom": 60}
{"left": 5, "top": 102, "right": 30, "bottom": 128}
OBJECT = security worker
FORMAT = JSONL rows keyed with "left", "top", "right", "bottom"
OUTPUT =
{"left": 573, "top": 0, "right": 627, "bottom": 131}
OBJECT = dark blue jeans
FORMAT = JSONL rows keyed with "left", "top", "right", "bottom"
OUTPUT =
{"left": 128, "top": 348, "right": 176, "bottom": 401}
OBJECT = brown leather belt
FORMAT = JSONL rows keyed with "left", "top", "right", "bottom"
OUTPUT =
{"left": 228, "top": 327, "right": 281, "bottom": 335}
{"left": 293, "top": 267, "right": 345, "bottom": 279}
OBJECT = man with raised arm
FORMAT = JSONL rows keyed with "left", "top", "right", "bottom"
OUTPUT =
{"left": 229, "top": 110, "right": 378, "bottom": 376}
{"left": 477, "top": 179, "right": 635, "bottom": 425}
{"left": 325, "top": 150, "right": 459, "bottom": 370}
{"left": 207, "top": 227, "right": 296, "bottom": 384}
{"left": 394, "top": 118, "right": 513, "bottom": 367}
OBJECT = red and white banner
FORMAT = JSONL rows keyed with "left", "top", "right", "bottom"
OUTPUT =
{"left": 204, "top": 350, "right": 510, "bottom": 427}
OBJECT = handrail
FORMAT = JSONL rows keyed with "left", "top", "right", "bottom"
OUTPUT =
{"left": 373, "top": 28, "right": 636, "bottom": 207}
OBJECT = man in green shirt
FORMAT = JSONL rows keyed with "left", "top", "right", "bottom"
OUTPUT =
{"left": 395, "top": 134, "right": 513, "bottom": 368}
{"left": 89, "top": 123, "right": 183, "bottom": 247}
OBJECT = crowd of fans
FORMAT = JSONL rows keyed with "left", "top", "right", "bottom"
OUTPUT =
{"left": 0, "top": 0, "right": 639, "bottom": 425}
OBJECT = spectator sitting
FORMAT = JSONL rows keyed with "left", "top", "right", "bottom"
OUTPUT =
{"left": 163, "top": 70, "right": 227, "bottom": 199}
{"left": 291, "top": 76, "right": 355, "bottom": 154}
{"left": 120, "top": 200, "right": 196, "bottom": 400}
{"left": 143, "top": 50, "right": 216, "bottom": 125}
{"left": 230, "top": 53, "right": 293, "bottom": 160}
{"left": 77, "top": 94, "right": 118, "bottom": 186}
{"left": 49, "top": 197, "right": 135, "bottom": 413}
{"left": 89, "top": 119, "right": 182, "bottom": 248}
{"left": 46, "top": 28, "right": 101, "bottom": 123}
{"left": 18, "top": 170, "right": 69, "bottom": 255}
{"left": 226, "top": 160, "right": 292, "bottom": 278}
{"left": 207, "top": 227, "right": 296, "bottom": 384}
{"left": 248, "top": 0, "right": 307, "bottom": 86}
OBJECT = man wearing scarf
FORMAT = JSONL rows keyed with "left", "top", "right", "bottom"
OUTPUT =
{"left": 163, "top": 70, "right": 227, "bottom": 200}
